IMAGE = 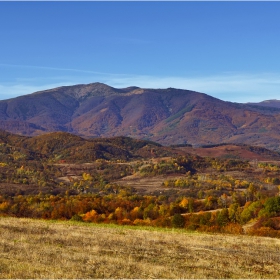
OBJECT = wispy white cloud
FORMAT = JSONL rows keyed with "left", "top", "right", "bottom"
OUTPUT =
{"left": 0, "top": 63, "right": 116, "bottom": 76}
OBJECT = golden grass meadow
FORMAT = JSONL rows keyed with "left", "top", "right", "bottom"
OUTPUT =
{"left": 0, "top": 217, "right": 280, "bottom": 279}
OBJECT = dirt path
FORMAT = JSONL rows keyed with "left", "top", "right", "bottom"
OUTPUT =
{"left": 242, "top": 219, "right": 259, "bottom": 233}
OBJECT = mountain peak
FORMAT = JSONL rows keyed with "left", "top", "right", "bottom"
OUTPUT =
{"left": 32, "top": 82, "right": 120, "bottom": 100}
{"left": 1, "top": 83, "right": 280, "bottom": 150}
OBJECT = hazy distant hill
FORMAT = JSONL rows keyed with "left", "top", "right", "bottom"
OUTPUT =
{"left": 248, "top": 99, "right": 280, "bottom": 109}
{"left": 1, "top": 82, "right": 280, "bottom": 150}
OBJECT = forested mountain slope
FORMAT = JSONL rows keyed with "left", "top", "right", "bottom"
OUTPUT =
{"left": 1, "top": 83, "right": 280, "bottom": 150}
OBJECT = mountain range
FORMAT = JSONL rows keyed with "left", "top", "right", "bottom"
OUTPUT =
{"left": 1, "top": 82, "right": 280, "bottom": 150}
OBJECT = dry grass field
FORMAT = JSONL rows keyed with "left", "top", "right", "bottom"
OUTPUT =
{"left": 0, "top": 217, "right": 280, "bottom": 279}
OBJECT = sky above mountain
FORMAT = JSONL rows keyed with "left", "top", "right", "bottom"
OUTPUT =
{"left": 1, "top": 1, "right": 280, "bottom": 103}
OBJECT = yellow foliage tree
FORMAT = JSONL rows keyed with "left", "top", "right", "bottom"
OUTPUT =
{"left": 82, "top": 173, "right": 93, "bottom": 181}
{"left": 82, "top": 209, "right": 98, "bottom": 222}
{"left": 179, "top": 197, "right": 188, "bottom": 208}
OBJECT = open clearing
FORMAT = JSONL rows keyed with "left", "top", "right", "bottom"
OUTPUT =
{"left": 0, "top": 217, "right": 280, "bottom": 279}
{"left": 113, "top": 173, "right": 182, "bottom": 195}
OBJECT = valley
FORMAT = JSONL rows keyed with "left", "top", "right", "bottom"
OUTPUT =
{"left": 0, "top": 130, "right": 280, "bottom": 239}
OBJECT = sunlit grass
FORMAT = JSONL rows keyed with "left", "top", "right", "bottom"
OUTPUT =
{"left": 0, "top": 217, "right": 280, "bottom": 278}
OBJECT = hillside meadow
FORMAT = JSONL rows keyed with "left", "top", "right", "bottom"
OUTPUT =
{"left": 0, "top": 217, "right": 280, "bottom": 279}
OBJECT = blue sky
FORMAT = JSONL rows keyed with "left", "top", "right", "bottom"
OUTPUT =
{"left": 0, "top": 1, "right": 280, "bottom": 103}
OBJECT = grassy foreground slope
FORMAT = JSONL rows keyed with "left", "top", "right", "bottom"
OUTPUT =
{"left": 1, "top": 217, "right": 280, "bottom": 279}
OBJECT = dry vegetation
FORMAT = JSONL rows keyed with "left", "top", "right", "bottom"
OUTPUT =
{"left": 1, "top": 217, "right": 280, "bottom": 279}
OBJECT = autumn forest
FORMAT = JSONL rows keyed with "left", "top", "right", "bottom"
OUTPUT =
{"left": 0, "top": 130, "right": 280, "bottom": 238}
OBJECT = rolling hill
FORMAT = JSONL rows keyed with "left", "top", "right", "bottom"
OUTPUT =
{"left": 1, "top": 82, "right": 280, "bottom": 150}
{"left": 0, "top": 130, "right": 171, "bottom": 163}
{"left": 2, "top": 130, "right": 280, "bottom": 164}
